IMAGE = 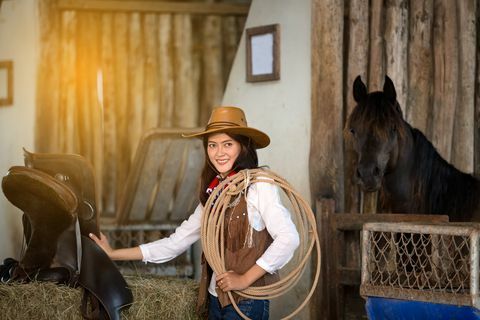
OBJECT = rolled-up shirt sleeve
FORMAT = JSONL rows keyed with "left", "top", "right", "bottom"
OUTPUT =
{"left": 139, "top": 204, "right": 203, "bottom": 263}
{"left": 249, "top": 181, "right": 300, "bottom": 274}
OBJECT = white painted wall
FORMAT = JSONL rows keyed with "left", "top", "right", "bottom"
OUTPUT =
{"left": 222, "top": 0, "right": 312, "bottom": 318}
{"left": 0, "top": 0, "right": 38, "bottom": 261}
{"left": 223, "top": 0, "right": 311, "bottom": 205}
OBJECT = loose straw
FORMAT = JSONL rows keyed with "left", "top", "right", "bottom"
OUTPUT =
{"left": 201, "top": 169, "right": 321, "bottom": 320}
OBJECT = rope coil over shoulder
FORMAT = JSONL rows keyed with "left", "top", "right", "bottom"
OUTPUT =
{"left": 201, "top": 168, "right": 321, "bottom": 320}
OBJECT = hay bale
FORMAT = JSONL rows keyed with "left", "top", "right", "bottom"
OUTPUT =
{"left": 0, "top": 275, "right": 200, "bottom": 320}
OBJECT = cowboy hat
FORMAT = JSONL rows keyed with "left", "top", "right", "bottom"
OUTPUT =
{"left": 182, "top": 106, "right": 270, "bottom": 149}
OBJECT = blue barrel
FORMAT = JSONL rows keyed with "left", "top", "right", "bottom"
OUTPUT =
{"left": 365, "top": 297, "right": 480, "bottom": 320}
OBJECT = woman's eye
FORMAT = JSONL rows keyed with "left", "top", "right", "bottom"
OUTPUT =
{"left": 208, "top": 143, "right": 215, "bottom": 148}
{"left": 225, "top": 143, "right": 232, "bottom": 147}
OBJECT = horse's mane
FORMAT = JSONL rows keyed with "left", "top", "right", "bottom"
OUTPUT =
{"left": 409, "top": 127, "right": 479, "bottom": 221}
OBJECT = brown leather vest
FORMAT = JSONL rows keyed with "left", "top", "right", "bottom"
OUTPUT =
{"left": 197, "top": 193, "right": 279, "bottom": 315}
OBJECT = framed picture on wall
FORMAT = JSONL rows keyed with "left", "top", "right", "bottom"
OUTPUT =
{"left": 246, "top": 24, "right": 280, "bottom": 82}
{"left": 0, "top": 60, "right": 13, "bottom": 107}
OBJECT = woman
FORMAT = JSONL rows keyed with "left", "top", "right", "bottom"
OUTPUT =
{"left": 90, "top": 106, "right": 299, "bottom": 320}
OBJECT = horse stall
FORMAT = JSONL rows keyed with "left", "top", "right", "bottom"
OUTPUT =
{"left": 309, "top": 0, "right": 480, "bottom": 319}
{"left": 314, "top": 199, "right": 450, "bottom": 319}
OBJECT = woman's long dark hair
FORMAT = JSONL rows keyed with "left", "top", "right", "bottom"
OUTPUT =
{"left": 198, "top": 133, "right": 259, "bottom": 205}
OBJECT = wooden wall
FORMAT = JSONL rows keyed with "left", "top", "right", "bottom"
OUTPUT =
{"left": 310, "top": 0, "right": 479, "bottom": 214}
{"left": 35, "top": 0, "right": 248, "bottom": 217}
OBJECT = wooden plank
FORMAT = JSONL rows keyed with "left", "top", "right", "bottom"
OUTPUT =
{"left": 127, "top": 138, "right": 170, "bottom": 222}
{"left": 338, "top": 267, "right": 361, "bottom": 286}
{"left": 363, "top": 0, "right": 383, "bottom": 215}
{"left": 384, "top": 0, "right": 408, "bottom": 112}
{"left": 476, "top": 5, "right": 480, "bottom": 178}
{"left": 333, "top": 213, "right": 449, "bottom": 231}
{"left": 406, "top": 0, "right": 433, "bottom": 134}
{"left": 59, "top": 10, "right": 77, "bottom": 154}
{"left": 157, "top": 14, "right": 174, "bottom": 127}
{"left": 222, "top": 16, "right": 238, "bottom": 85}
{"left": 169, "top": 140, "right": 204, "bottom": 221}
{"left": 310, "top": 0, "right": 345, "bottom": 212}
{"left": 36, "top": 0, "right": 61, "bottom": 152}
{"left": 452, "top": 0, "right": 476, "bottom": 173}
{"left": 368, "top": 0, "right": 384, "bottom": 90}
{"left": 112, "top": 12, "right": 131, "bottom": 203}
{"left": 116, "top": 128, "right": 203, "bottom": 224}
{"left": 58, "top": 0, "right": 250, "bottom": 15}
{"left": 127, "top": 12, "right": 145, "bottom": 162}
{"left": 100, "top": 12, "right": 118, "bottom": 216}
{"left": 173, "top": 15, "right": 197, "bottom": 127}
{"left": 314, "top": 198, "right": 336, "bottom": 320}
{"left": 431, "top": 0, "right": 458, "bottom": 162}
{"left": 344, "top": 0, "right": 368, "bottom": 214}
{"left": 200, "top": 15, "right": 223, "bottom": 126}
{"left": 143, "top": 13, "right": 160, "bottom": 130}
{"left": 149, "top": 139, "right": 185, "bottom": 222}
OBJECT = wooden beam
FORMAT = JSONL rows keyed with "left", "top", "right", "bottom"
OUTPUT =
{"left": 57, "top": 0, "right": 250, "bottom": 15}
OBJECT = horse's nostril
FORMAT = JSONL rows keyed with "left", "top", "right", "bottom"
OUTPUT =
{"left": 373, "top": 166, "right": 381, "bottom": 177}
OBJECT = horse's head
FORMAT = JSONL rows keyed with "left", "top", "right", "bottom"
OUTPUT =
{"left": 345, "top": 76, "right": 407, "bottom": 192}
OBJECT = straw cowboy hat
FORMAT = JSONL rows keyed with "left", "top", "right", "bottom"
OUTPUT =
{"left": 183, "top": 106, "right": 270, "bottom": 149}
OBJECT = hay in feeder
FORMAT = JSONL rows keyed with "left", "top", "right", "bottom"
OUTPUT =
{"left": 0, "top": 275, "right": 200, "bottom": 320}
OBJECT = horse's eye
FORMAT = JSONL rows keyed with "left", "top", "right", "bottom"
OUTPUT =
{"left": 349, "top": 128, "right": 355, "bottom": 135}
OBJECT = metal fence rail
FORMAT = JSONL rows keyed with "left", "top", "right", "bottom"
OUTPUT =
{"left": 361, "top": 222, "right": 480, "bottom": 308}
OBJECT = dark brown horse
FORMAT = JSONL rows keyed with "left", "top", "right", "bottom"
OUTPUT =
{"left": 345, "top": 75, "right": 480, "bottom": 222}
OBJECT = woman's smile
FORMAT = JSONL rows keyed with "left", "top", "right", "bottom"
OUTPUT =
{"left": 207, "top": 133, "right": 241, "bottom": 176}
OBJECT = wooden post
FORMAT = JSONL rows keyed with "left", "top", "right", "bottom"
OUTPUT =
{"left": 310, "top": 0, "right": 345, "bottom": 213}
{"left": 345, "top": 0, "right": 369, "bottom": 214}
{"left": 314, "top": 198, "right": 336, "bottom": 320}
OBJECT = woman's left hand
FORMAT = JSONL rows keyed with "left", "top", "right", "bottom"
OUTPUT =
{"left": 216, "top": 271, "right": 249, "bottom": 292}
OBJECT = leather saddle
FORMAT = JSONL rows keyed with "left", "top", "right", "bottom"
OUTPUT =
{"left": 0, "top": 149, "right": 133, "bottom": 320}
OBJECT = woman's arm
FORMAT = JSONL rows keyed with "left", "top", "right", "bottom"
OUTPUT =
{"left": 90, "top": 204, "right": 203, "bottom": 262}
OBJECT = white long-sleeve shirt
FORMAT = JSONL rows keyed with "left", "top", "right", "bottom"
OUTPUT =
{"left": 139, "top": 181, "right": 300, "bottom": 296}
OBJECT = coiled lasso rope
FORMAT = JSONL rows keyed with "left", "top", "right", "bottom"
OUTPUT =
{"left": 201, "top": 168, "right": 321, "bottom": 320}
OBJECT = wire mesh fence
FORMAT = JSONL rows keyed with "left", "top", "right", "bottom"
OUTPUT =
{"left": 361, "top": 222, "right": 480, "bottom": 308}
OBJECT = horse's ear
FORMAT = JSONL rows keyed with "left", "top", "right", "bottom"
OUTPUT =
{"left": 383, "top": 76, "right": 397, "bottom": 103}
{"left": 353, "top": 76, "right": 367, "bottom": 103}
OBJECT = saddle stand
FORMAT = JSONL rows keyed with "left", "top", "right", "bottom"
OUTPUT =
{"left": 1, "top": 149, "right": 133, "bottom": 320}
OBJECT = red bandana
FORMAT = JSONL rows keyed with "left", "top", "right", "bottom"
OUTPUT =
{"left": 206, "top": 170, "right": 237, "bottom": 195}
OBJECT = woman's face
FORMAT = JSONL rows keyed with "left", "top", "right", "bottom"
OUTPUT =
{"left": 207, "top": 133, "right": 241, "bottom": 177}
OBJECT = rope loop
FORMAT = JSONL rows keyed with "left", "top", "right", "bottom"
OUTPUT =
{"left": 201, "top": 168, "right": 321, "bottom": 320}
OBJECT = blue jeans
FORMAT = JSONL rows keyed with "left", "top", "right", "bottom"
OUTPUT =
{"left": 208, "top": 294, "right": 269, "bottom": 320}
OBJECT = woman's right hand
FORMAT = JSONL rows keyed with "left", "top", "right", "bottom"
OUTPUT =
{"left": 89, "top": 232, "right": 114, "bottom": 257}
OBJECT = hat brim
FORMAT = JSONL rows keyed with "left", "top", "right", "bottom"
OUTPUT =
{"left": 182, "top": 127, "right": 270, "bottom": 149}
